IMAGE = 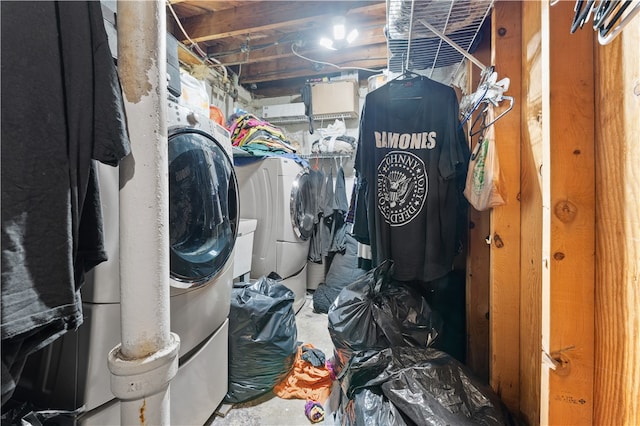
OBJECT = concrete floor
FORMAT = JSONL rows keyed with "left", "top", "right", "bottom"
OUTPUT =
{"left": 209, "top": 293, "right": 338, "bottom": 426}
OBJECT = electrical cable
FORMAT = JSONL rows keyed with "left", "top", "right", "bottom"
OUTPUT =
{"left": 291, "top": 44, "right": 380, "bottom": 73}
{"left": 209, "top": 33, "right": 300, "bottom": 60}
{"left": 166, "top": 0, "right": 228, "bottom": 80}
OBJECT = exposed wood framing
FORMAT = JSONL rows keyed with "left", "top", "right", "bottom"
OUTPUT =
{"left": 465, "top": 38, "right": 491, "bottom": 383}
{"left": 208, "top": 21, "right": 387, "bottom": 66}
{"left": 594, "top": 18, "right": 640, "bottom": 426}
{"left": 548, "top": 2, "right": 595, "bottom": 424}
{"left": 519, "top": 1, "right": 544, "bottom": 423}
{"left": 238, "top": 43, "right": 388, "bottom": 84}
{"left": 168, "top": 1, "right": 388, "bottom": 89}
{"left": 490, "top": 0, "right": 523, "bottom": 416}
{"left": 178, "top": 2, "right": 385, "bottom": 43}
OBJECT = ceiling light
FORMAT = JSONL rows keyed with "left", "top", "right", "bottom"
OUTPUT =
{"left": 333, "top": 16, "right": 346, "bottom": 40}
{"left": 333, "top": 24, "right": 346, "bottom": 40}
{"left": 319, "top": 37, "right": 336, "bottom": 50}
{"left": 346, "top": 28, "right": 359, "bottom": 44}
{"left": 319, "top": 17, "right": 358, "bottom": 50}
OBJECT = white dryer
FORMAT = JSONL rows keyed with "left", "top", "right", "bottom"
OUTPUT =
{"left": 234, "top": 156, "right": 314, "bottom": 313}
{"left": 14, "top": 102, "right": 239, "bottom": 426}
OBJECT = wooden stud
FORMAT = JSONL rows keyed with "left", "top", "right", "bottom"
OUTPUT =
{"left": 490, "top": 0, "right": 523, "bottom": 415}
{"left": 594, "top": 17, "right": 640, "bottom": 426}
{"left": 547, "top": 1, "right": 595, "bottom": 424}
{"left": 465, "top": 36, "right": 492, "bottom": 383}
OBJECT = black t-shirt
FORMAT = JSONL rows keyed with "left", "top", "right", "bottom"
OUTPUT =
{"left": 1, "top": 1, "right": 130, "bottom": 345}
{"left": 353, "top": 76, "right": 468, "bottom": 282}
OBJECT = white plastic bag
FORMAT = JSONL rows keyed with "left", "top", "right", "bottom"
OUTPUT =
{"left": 463, "top": 133, "right": 506, "bottom": 211}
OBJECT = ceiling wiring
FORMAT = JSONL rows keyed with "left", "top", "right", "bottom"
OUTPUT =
{"left": 291, "top": 44, "right": 381, "bottom": 73}
{"left": 166, "top": 0, "right": 228, "bottom": 81}
{"left": 208, "top": 33, "right": 301, "bottom": 62}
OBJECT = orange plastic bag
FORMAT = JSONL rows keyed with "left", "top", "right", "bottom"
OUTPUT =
{"left": 463, "top": 132, "right": 506, "bottom": 211}
{"left": 209, "top": 105, "right": 225, "bottom": 126}
{"left": 273, "top": 343, "right": 333, "bottom": 403}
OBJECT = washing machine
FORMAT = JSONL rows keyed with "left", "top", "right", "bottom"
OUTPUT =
{"left": 14, "top": 102, "right": 239, "bottom": 425}
{"left": 234, "top": 156, "right": 314, "bottom": 313}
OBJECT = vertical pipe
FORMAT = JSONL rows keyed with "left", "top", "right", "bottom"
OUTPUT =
{"left": 118, "top": 0, "right": 168, "bottom": 362}
{"left": 108, "top": 1, "right": 180, "bottom": 424}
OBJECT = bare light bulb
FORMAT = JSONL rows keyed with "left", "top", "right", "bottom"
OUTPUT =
{"left": 319, "top": 37, "right": 335, "bottom": 50}
{"left": 346, "top": 28, "right": 359, "bottom": 44}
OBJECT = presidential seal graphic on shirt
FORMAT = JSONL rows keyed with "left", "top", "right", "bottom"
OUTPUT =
{"left": 377, "top": 151, "right": 427, "bottom": 226}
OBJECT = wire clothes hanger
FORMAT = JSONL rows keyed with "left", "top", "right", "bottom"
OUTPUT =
{"left": 597, "top": 1, "right": 640, "bottom": 44}
{"left": 468, "top": 94, "right": 514, "bottom": 138}
{"left": 385, "top": 52, "right": 426, "bottom": 100}
{"left": 387, "top": 0, "right": 514, "bottom": 128}
{"left": 459, "top": 66, "right": 514, "bottom": 130}
{"left": 564, "top": 0, "right": 640, "bottom": 45}
{"left": 571, "top": 0, "right": 596, "bottom": 33}
{"left": 412, "top": 15, "right": 515, "bottom": 131}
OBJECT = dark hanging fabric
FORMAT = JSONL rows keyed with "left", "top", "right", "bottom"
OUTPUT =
{"left": 327, "top": 167, "right": 349, "bottom": 254}
{"left": 307, "top": 168, "right": 326, "bottom": 264}
{"left": 352, "top": 76, "right": 469, "bottom": 282}
{"left": 320, "top": 167, "right": 335, "bottom": 259}
{"left": 1, "top": 1, "right": 130, "bottom": 404}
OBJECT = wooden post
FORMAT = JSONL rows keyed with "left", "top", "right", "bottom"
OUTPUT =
{"left": 519, "top": 1, "right": 543, "bottom": 423}
{"left": 547, "top": 1, "right": 595, "bottom": 424}
{"left": 465, "top": 35, "right": 492, "bottom": 383}
{"left": 490, "top": 0, "right": 523, "bottom": 415}
{"left": 594, "top": 18, "right": 640, "bottom": 426}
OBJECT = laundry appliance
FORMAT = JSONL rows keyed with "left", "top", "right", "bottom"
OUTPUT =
{"left": 234, "top": 156, "right": 314, "bottom": 312}
{"left": 14, "top": 101, "right": 239, "bottom": 425}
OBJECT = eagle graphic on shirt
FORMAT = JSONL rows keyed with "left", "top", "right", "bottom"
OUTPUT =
{"left": 377, "top": 151, "right": 428, "bottom": 226}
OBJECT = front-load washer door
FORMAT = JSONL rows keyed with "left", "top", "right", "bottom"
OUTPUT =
{"left": 290, "top": 168, "right": 314, "bottom": 241}
{"left": 168, "top": 128, "right": 239, "bottom": 288}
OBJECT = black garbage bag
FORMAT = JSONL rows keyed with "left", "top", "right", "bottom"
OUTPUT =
{"left": 312, "top": 283, "right": 341, "bottom": 314}
{"left": 224, "top": 277, "right": 298, "bottom": 404}
{"left": 339, "top": 347, "right": 519, "bottom": 426}
{"left": 313, "top": 234, "right": 367, "bottom": 314}
{"left": 327, "top": 260, "right": 442, "bottom": 372}
{"left": 341, "top": 388, "right": 411, "bottom": 426}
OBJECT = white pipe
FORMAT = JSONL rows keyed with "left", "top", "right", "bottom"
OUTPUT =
{"left": 108, "top": 1, "right": 180, "bottom": 424}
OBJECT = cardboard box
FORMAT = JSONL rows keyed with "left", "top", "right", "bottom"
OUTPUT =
{"left": 311, "top": 80, "right": 359, "bottom": 117}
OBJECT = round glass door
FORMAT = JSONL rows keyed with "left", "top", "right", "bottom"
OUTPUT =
{"left": 168, "top": 128, "right": 238, "bottom": 288}
{"left": 290, "top": 168, "right": 314, "bottom": 241}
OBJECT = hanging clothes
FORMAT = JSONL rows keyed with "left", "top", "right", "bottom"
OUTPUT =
{"left": 327, "top": 166, "right": 349, "bottom": 254}
{"left": 1, "top": 1, "right": 130, "bottom": 404}
{"left": 319, "top": 167, "right": 335, "bottom": 260}
{"left": 307, "top": 167, "right": 326, "bottom": 264}
{"left": 352, "top": 75, "right": 469, "bottom": 282}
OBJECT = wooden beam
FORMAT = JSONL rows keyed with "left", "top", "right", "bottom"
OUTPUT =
{"left": 519, "top": 1, "right": 543, "bottom": 423}
{"left": 490, "top": 0, "right": 522, "bottom": 417}
{"left": 594, "top": 17, "right": 640, "bottom": 426}
{"left": 178, "top": 1, "right": 385, "bottom": 43}
{"left": 237, "top": 43, "right": 388, "bottom": 84}
{"left": 465, "top": 36, "right": 492, "bottom": 383}
{"left": 209, "top": 24, "right": 387, "bottom": 66}
{"left": 547, "top": 1, "right": 595, "bottom": 425}
{"left": 177, "top": 42, "right": 205, "bottom": 66}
